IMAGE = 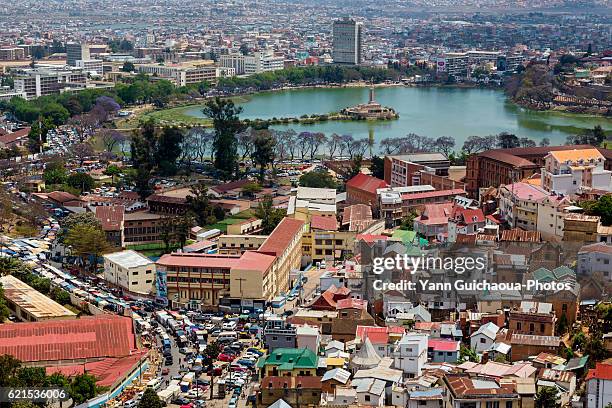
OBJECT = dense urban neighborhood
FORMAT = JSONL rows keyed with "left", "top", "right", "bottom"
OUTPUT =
{"left": 0, "top": 1, "right": 611, "bottom": 408}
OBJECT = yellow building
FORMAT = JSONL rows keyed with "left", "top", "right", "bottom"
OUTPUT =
{"left": 226, "top": 218, "right": 263, "bottom": 235}
{"left": 255, "top": 217, "right": 306, "bottom": 296}
{"left": 217, "top": 235, "right": 268, "bottom": 255}
{"left": 302, "top": 230, "right": 356, "bottom": 263}
{"left": 563, "top": 213, "right": 600, "bottom": 242}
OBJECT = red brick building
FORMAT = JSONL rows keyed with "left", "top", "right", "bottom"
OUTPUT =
{"left": 465, "top": 145, "right": 612, "bottom": 198}
{"left": 346, "top": 173, "right": 388, "bottom": 214}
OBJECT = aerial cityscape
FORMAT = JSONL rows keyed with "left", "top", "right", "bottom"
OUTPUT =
{"left": 0, "top": 1, "right": 611, "bottom": 408}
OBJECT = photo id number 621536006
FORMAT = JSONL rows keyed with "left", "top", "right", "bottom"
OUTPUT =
{"left": 0, "top": 387, "right": 70, "bottom": 402}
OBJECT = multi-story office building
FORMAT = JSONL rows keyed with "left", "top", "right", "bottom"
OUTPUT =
{"left": 332, "top": 17, "right": 363, "bottom": 65}
{"left": 219, "top": 51, "right": 284, "bottom": 75}
{"left": 66, "top": 42, "right": 90, "bottom": 66}
{"left": 137, "top": 63, "right": 233, "bottom": 87}
{"left": 103, "top": 250, "right": 156, "bottom": 295}
{"left": 0, "top": 47, "right": 25, "bottom": 61}
{"left": 13, "top": 68, "right": 87, "bottom": 100}
{"left": 75, "top": 59, "right": 104, "bottom": 74}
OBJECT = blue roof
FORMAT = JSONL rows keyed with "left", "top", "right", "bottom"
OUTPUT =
{"left": 409, "top": 388, "right": 443, "bottom": 398}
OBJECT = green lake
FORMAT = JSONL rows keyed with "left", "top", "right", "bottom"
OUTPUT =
{"left": 183, "top": 86, "right": 611, "bottom": 149}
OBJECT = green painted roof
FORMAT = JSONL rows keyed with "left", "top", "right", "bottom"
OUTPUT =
{"left": 256, "top": 348, "right": 319, "bottom": 370}
{"left": 392, "top": 230, "right": 417, "bottom": 245}
{"left": 553, "top": 266, "right": 576, "bottom": 280}
{"left": 532, "top": 267, "right": 555, "bottom": 283}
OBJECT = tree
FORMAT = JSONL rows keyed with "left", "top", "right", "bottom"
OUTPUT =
{"left": 186, "top": 183, "right": 213, "bottom": 227}
{"left": 64, "top": 224, "right": 112, "bottom": 273}
{"left": 540, "top": 137, "right": 550, "bottom": 147}
{"left": 175, "top": 215, "right": 194, "bottom": 250}
{"left": 122, "top": 61, "right": 136, "bottom": 73}
{"left": 254, "top": 195, "right": 286, "bottom": 234}
{"left": 27, "top": 116, "right": 54, "bottom": 153}
{"left": 202, "top": 97, "right": 245, "bottom": 180}
{"left": 70, "top": 374, "right": 98, "bottom": 404}
{"left": 370, "top": 156, "right": 384, "bottom": 179}
{"left": 567, "top": 125, "right": 606, "bottom": 147}
{"left": 400, "top": 211, "right": 417, "bottom": 231}
{"left": 67, "top": 173, "right": 95, "bottom": 192}
{"left": 346, "top": 154, "right": 363, "bottom": 180}
{"left": 434, "top": 136, "right": 455, "bottom": 156}
{"left": 584, "top": 195, "right": 612, "bottom": 226}
{"left": 71, "top": 142, "right": 94, "bottom": 165}
{"left": 99, "top": 129, "right": 126, "bottom": 153}
{"left": 62, "top": 212, "right": 102, "bottom": 232}
{"left": 496, "top": 132, "right": 520, "bottom": 149}
{"left": 104, "top": 165, "right": 121, "bottom": 184}
{"left": 139, "top": 388, "right": 163, "bottom": 408}
{"left": 0, "top": 283, "right": 9, "bottom": 322}
{"left": 43, "top": 161, "right": 68, "bottom": 185}
{"left": 535, "top": 386, "right": 560, "bottom": 408}
{"left": 242, "top": 182, "right": 262, "bottom": 197}
{"left": 458, "top": 345, "right": 479, "bottom": 363}
{"left": 50, "top": 287, "right": 71, "bottom": 305}
{"left": 252, "top": 130, "right": 276, "bottom": 183}
{"left": 298, "top": 170, "right": 337, "bottom": 189}
{"left": 519, "top": 137, "right": 536, "bottom": 148}
{"left": 156, "top": 126, "right": 184, "bottom": 175}
{"left": 0, "top": 354, "right": 21, "bottom": 386}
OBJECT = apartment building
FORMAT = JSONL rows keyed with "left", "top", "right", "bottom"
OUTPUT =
{"left": 302, "top": 229, "right": 356, "bottom": 264}
{"left": 103, "top": 250, "right": 156, "bottom": 295}
{"left": 541, "top": 148, "right": 612, "bottom": 196}
{"left": 436, "top": 50, "right": 502, "bottom": 78}
{"left": 586, "top": 363, "right": 612, "bottom": 408}
{"left": 466, "top": 146, "right": 612, "bottom": 198}
{"left": 75, "top": 59, "right": 104, "bottom": 74}
{"left": 498, "top": 182, "right": 549, "bottom": 230}
{"left": 508, "top": 301, "right": 556, "bottom": 336}
{"left": 14, "top": 67, "right": 87, "bottom": 100}
{"left": 226, "top": 217, "right": 262, "bottom": 235}
{"left": 577, "top": 243, "right": 612, "bottom": 279}
{"left": 536, "top": 195, "right": 578, "bottom": 242}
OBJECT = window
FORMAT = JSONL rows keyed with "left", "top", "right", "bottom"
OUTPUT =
{"left": 365, "top": 395, "right": 370, "bottom": 402}
{"left": 480, "top": 338, "right": 486, "bottom": 344}
{"left": 506, "top": 402, "right": 513, "bottom": 408}
{"left": 529, "top": 323, "right": 534, "bottom": 332}
{"left": 540, "top": 324, "right": 545, "bottom": 333}
{"left": 517, "top": 322, "right": 522, "bottom": 330}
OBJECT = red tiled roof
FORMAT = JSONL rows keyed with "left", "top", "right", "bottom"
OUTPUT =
{"left": 428, "top": 339, "right": 460, "bottom": 352}
{"left": 47, "top": 191, "right": 81, "bottom": 204}
{"left": 0, "top": 127, "right": 30, "bottom": 145}
{"left": 356, "top": 325, "right": 404, "bottom": 344}
{"left": 211, "top": 179, "right": 250, "bottom": 194}
{"left": 46, "top": 351, "right": 148, "bottom": 387}
{"left": 346, "top": 173, "right": 388, "bottom": 194}
{"left": 336, "top": 298, "right": 367, "bottom": 310}
{"left": 356, "top": 234, "right": 388, "bottom": 243}
{"left": 0, "top": 315, "right": 137, "bottom": 363}
{"left": 257, "top": 218, "right": 304, "bottom": 256}
{"left": 415, "top": 202, "right": 454, "bottom": 226}
{"left": 402, "top": 189, "right": 466, "bottom": 201}
{"left": 233, "top": 250, "right": 275, "bottom": 273}
{"left": 587, "top": 363, "right": 612, "bottom": 381}
{"left": 452, "top": 207, "right": 485, "bottom": 224}
{"left": 342, "top": 204, "right": 374, "bottom": 232}
{"left": 310, "top": 215, "right": 338, "bottom": 231}
{"left": 95, "top": 205, "right": 124, "bottom": 231}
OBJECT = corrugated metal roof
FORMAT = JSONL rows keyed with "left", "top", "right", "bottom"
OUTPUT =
{"left": 0, "top": 315, "right": 136, "bottom": 362}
